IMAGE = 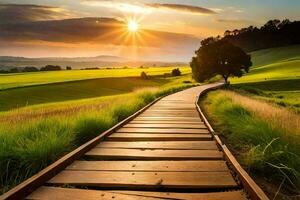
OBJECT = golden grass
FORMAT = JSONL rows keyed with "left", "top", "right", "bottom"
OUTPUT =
{"left": 219, "top": 90, "right": 300, "bottom": 136}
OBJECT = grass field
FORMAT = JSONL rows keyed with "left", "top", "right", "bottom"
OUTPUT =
{"left": 201, "top": 90, "right": 300, "bottom": 196}
{"left": 202, "top": 45, "right": 300, "bottom": 198}
{"left": 230, "top": 45, "right": 300, "bottom": 113}
{"left": 0, "top": 67, "right": 191, "bottom": 90}
{"left": 0, "top": 69, "right": 197, "bottom": 194}
{"left": 0, "top": 77, "right": 171, "bottom": 111}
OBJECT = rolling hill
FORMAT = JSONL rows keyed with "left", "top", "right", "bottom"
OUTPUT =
{"left": 232, "top": 45, "right": 300, "bottom": 112}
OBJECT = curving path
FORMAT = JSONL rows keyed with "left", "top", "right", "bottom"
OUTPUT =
{"left": 2, "top": 83, "right": 268, "bottom": 200}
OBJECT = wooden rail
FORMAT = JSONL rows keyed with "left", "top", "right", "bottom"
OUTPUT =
{"left": 1, "top": 82, "right": 269, "bottom": 200}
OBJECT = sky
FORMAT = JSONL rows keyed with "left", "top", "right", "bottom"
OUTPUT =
{"left": 0, "top": 0, "right": 299, "bottom": 62}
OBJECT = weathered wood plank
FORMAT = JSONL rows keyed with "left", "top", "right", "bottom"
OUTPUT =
{"left": 147, "top": 107, "right": 195, "bottom": 111}
{"left": 135, "top": 117, "right": 201, "bottom": 122}
{"left": 107, "top": 133, "right": 212, "bottom": 141}
{"left": 48, "top": 171, "right": 238, "bottom": 189}
{"left": 140, "top": 113, "right": 199, "bottom": 117}
{"left": 96, "top": 141, "right": 218, "bottom": 150}
{"left": 112, "top": 190, "right": 248, "bottom": 200}
{"left": 130, "top": 120, "right": 203, "bottom": 124}
{"left": 26, "top": 187, "right": 159, "bottom": 200}
{"left": 67, "top": 160, "right": 228, "bottom": 172}
{"left": 27, "top": 187, "right": 247, "bottom": 200}
{"left": 124, "top": 123, "right": 207, "bottom": 129}
{"left": 117, "top": 128, "right": 209, "bottom": 134}
{"left": 85, "top": 148, "right": 223, "bottom": 160}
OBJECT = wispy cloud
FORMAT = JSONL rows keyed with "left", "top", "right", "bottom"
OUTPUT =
{"left": 216, "top": 18, "right": 254, "bottom": 25}
{"left": 0, "top": 17, "right": 199, "bottom": 48}
{"left": 146, "top": 3, "right": 217, "bottom": 15}
{"left": 81, "top": 1, "right": 217, "bottom": 15}
{"left": 0, "top": 4, "right": 74, "bottom": 24}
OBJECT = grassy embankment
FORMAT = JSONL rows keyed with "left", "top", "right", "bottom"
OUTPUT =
{"left": 201, "top": 45, "right": 300, "bottom": 197}
{"left": 231, "top": 45, "right": 300, "bottom": 113}
{"left": 0, "top": 67, "right": 196, "bottom": 194}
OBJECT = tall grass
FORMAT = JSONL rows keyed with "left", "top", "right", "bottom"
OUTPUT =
{"left": 0, "top": 82, "right": 197, "bottom": 194}
{"left": 202, "top": 90, "right": 300, "bottom": 194}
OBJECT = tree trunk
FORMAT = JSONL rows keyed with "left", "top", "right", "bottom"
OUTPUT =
{"left": 222, "top": 75, "right": 229, "bottom": 84}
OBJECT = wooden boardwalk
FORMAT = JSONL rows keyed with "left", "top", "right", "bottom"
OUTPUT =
{"left": 2, "top": 83, "right": 269, "bottom": 200}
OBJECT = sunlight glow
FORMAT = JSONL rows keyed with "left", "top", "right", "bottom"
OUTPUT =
{"left": 128, "top": 21, "right": 139, "bottom": 32}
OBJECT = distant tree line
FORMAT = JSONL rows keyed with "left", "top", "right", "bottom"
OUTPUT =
{"left": 222, "top": 19, "right": 300, "bottom": 52}
{"left": 0, "top": 65, "right": 72, "bottom": 73}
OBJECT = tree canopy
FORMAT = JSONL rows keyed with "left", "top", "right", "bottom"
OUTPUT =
{"left": 223, "top": 19, "right": 300, "bottom": 52}
{"left": 190, "top": 39, "right": 252, "bottom": 83}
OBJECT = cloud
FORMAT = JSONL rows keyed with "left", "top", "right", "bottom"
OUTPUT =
{"left": 146, "top": 3, "right": 217, "bottom": 15}
{"left": 0, "top": 4, "right": 74, "bottom": 24}
{"left": 82, "top": 1, "right": 216, "bottom": 15}
{"left": 216, "top": 19, "right": 254, "bottom": 25}
{"left": 0, "top": 17, "right": 200, "bottom": 48}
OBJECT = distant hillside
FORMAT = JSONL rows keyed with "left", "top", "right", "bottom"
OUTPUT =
{"left": 0, "top": 55, "right": 127, "bottom": 62}
{"left": 250, "top": 45, "right": 300, "bottom": 67}
{"left": 232, "top": 45, "right": 300, "bottom": 83}
{"left": 223, "top": 19, "right": 300, "bottom": 52}
{"left": 0, "top": 55, "right": 186, "bottom": 69}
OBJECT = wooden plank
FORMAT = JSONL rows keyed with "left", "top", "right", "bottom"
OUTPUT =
{"left": 144, "top": 109, "right": 198, "bottom": 114}
{"left": 147, "top": 107, "right": 195, "bottom": 110}
{"left": 117, "top": 128, "right": 209, "bottom": 134}
{"left": 140, "top": 113, "right": 199, "bottom": 117}
{"left": 27, "top": 187, "right": 247, "bottom": 200}
{"left": 130, "top": 120, "right": 203, "bottom": 124}
{"left": 111, "top": 190, "right": 248, "bottom": 200}
{"left": 67, "top": 160, "right": 229, "bottom": 172}
{"left": 135, "top": 117, "right": 201, "bottom": 121}
{"left": 145, "top": 108, "right": 197, "bottom": 111}
{"left": 48, "top": 171, "right": 238, "bottom": 189}
{"left": 26, "top": 187, "right": 159, "bottom": 200}
{"left": 96, "top": 141, "right": 218, "bottom": 150}
{"left": 85, "top": 148, "right": 223, "bottom": 160}
{"left": 107, "top": 133, "right": 212, "bottom": 141}
{"left": 124, "top": 123, "right": 207, "bottom": 129}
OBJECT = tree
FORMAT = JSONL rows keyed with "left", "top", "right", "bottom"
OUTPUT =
{"left": 23, "top": 66, "right": 38, "bottom": 72}
{"left": 190, "top": 39, "right": 252, "bottom": 84}
{"left": 40, "top": 65, "right": 61, "bottom": 71}
{"left": 140, "top": 71, "right": 148, "bottom": 79}
{"left": 9, "top": 67, "right": 19, "bottom": 73}
{"left": 171, "top": 68, "right": 181, "bottom": 76}
{"left": 66, "top": 66, "right": 72, "bottom": 70}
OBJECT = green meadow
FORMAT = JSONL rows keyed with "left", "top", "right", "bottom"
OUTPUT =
{"left": 0, "top": 77, "right": 168, "bottom": 111}
{"left": 0, "top": 66, "right": 191, "bottom": 90}
{"left": 231, "top": 45, "right": 300, "bottom": 113}
{"left": 202, "top": 45, "right": 300, "bottom": 195}
{"left": 0, "top": 67, "right": 196, "bottom": 193}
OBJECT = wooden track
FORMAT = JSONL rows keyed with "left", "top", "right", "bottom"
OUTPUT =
{"left": 1, "top": 83, "right": 269, "bottom": 200}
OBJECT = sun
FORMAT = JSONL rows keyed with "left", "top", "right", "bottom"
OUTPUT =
{"left": 128, "top": 20, "right": 139, "bottom": 32}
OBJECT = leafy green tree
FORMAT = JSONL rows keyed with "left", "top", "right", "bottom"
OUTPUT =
{"left": 190, "top": 39, "right": 252, "bottom": 84}
{"left": 140, "top": 71, "right": 148, "bottom": 79}
{"left": 171, "top": 68, "right": 181, "bottom": 76}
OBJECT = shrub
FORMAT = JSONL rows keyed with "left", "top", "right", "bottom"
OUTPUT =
{"left": 171, "top": 68, "right": 181, "bottom": 76}
{"left": 66, "top": 66, "right": 72, "bottom": 70}
{"left": 140, "top": 71, "right": 148, "bottom": 79}
{"left": 23, "top": 66, "right": 39, "bottom": 72}
{"left": 40, "top": 65, "right": 62, "bottom": 71}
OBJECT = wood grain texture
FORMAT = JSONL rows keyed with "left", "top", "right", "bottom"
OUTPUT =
{"left": 96, "top": 141, "right": 218, "bottom": 150}
{"left": 67, "top": 160, "right": 229, "bottom": 172}
{"left": 117, "top": 128, "right": 209, "bottom": 134}
{"left": 27, "top": 187, "right": 247, "bottom": 200}
{"left": 85, "top": 148, "right": 223, "bottom": 160}
{"left": 124, "top": 123, "right": 207, "bottom": 129}
{"left": 107, "top": 133, "right": 212, "bottom": 141}
{"left": 48, "top": 171, "right": 238, "bottom": 189}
